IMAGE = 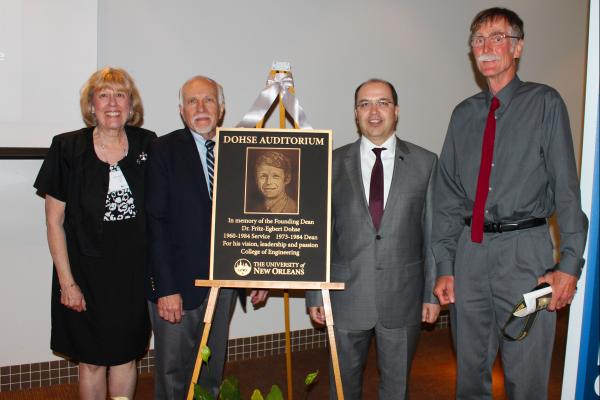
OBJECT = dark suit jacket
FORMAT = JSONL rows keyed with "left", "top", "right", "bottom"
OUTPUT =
{"left": 146, "top": 128, "right": 213, "bottom": 309}
{"left": 34, "top": 126, "right": 156, "bottom": 257}
{"left": 307, "top": 136, "right": 437, "bottom": 330}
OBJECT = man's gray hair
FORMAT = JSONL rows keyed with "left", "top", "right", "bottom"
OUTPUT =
{"left": 179, "top": 75, "right": 225, "bottom": 108}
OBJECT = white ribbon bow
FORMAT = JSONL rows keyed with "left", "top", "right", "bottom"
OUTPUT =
{"left": 237, "top": 71, "right": 312, "bottom": 129}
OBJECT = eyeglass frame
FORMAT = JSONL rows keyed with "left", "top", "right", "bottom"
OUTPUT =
{"left": 470, "top": 32, "right": 523, "bottom": 48}
{"left": 355, "top": 99, "right": 395, "bottom": 110}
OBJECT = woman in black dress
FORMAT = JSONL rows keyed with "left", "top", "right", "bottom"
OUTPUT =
{"left": 34, "top": 67, "right": 155, "bottom": 399}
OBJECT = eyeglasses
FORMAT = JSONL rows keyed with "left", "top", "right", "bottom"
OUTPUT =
{"left": 470, "top": 33, "right": 522, "bottom": 48}
{"left": 356, "top": 100, "right": 394, "bottom": 110}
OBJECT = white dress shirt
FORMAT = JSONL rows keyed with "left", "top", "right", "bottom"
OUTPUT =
{"left": 360, "top": 134, "right": 396, "bottom": 208}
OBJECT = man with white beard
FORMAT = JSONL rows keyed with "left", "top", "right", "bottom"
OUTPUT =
{"left": 146, "top": 76, "right": 267, "bottom": 398}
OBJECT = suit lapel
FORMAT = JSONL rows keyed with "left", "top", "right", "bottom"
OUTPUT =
{"left": 118, "top": 127, "right": 141, "bottom": 201}
{"left": 380, "top": 137, "right": 411, "bottom": 228}
{"left": 345, "top": 139, "right": 374, "bottom": 230}
{"left": 177, "top": 129, "right": 210, "bottom": 200}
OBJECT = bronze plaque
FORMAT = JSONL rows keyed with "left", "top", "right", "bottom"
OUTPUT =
{"left": 209, "top": 128, "right": 332, "bottom": 282}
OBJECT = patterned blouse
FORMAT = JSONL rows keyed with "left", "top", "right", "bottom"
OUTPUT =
{"left": 104, "top": 165, "right": 137, "bottom": 221}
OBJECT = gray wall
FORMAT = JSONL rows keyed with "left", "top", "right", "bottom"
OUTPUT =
{"left": 99, "top": 0, "right": 588, "bottom": 158}
{"left": 0, "top": 0, "right": 97, "bottom": 146}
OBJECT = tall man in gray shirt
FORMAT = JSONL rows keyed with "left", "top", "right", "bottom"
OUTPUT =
{"left": 432, "top": 8, "right": 588, "bottom": 399}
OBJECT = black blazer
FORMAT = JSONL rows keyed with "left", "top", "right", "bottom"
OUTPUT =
{"left": 145, "top": 129, "right": 214, "bottom": 309}
{"left": 34, "top": 126, "right": 156, "bottom": 257}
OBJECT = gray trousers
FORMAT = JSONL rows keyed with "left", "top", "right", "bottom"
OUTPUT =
{"left": 331, "top": 322, "right": 420, "bottom": 400}
{"left": 452, "top": 225, "right": 556, "bottom": 400}
{"left": 148, "top": 289, "right": 235, "bottom": 400}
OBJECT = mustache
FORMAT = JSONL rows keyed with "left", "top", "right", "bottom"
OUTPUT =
{"left": 193, "top": 114, "right": 211, "bottom": 121}
{"left": 478, "top": 54, "right": 501, "bottom": 62}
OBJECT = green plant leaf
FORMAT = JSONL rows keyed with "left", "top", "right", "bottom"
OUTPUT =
{"left": 200, "top": 345, "right": 212, "bottom": 364}
{"left": 250, "top": 389, "right": 264, "bottom": 400}
{"left": 219, "top": 377, "right": 241, "bottom": 400}
{"left": 265, "top": 385, "right": 284, "bottom": 400}
{"left": 304, "top": 370, "right": 319, "bottom": 386}
{"left": 194, "top": 384, "right": 215, "bottom": 400}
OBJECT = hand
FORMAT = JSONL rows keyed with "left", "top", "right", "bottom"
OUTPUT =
{"left": 538, "top": 270, "right": 578, "bottom": 311}
{"left": 250, "top": 289, "right": 269, "bottom": 306}
{"left": 433, "top": 275, "right": 455, "bottom": 305}
{"left": 158, "top": 294, "right": 183, "bottom": 323}
{"left": 422, "top": 303, "right": 441, "bottom": 324}
{"left": 308, "top": 306, "right": 326, "bottom": 326}
{"left": 60, "top": 283, "right": 86, "bottom": 312}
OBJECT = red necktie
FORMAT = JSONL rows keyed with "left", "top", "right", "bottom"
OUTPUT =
{"left": 369, "top": 147, "right": 385, "bottom": 231}
{"left": 471, "top": 97, "right": 500, "bottom": 243}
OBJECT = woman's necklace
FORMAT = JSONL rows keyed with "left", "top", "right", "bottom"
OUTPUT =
{"left": 94, "top": 128, "right": 128, "bottom": 164}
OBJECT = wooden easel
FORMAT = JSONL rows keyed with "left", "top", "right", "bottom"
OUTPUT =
{"left": 186, "top": 65, "right": 345, "bottom": 400}
{"left": 186, "top": 281, "right": 344, "bottom": 400}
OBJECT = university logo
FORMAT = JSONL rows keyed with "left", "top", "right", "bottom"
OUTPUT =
{"left": 233, "top": 259, "right": 252, "bottom": 276}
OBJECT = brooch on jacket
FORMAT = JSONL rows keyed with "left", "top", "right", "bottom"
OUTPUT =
{"left": 136, "top": 152, "right": 148, "bottom": 165}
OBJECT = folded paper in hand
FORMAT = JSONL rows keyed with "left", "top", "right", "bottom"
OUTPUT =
{"left": 512, "top": 283, "right": 553, "bottom": 317}
{"left": 503, "top": 283, "right": 553, "bottom": 341}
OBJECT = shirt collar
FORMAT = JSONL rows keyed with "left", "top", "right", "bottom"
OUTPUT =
{"left": 190, "top": 128, "right": 208, "bottom": 146}
{"left": 360, "top": 134, "right": 397, "bottom": 157}
{"left": 487, "top": 75, "right": 522, "bottom": 115}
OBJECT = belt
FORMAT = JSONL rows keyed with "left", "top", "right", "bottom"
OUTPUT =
{"left": 464, "top": 217, "right": 546, "bottom": 233}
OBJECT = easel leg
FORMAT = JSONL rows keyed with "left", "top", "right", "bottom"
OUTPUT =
{"left": 279, "top": 86, "right": 294, "bottom": 399}
{"left": 284, "top": 289, "right": 294, "bottom": 399}
{"left": 279, "top": 94, "right": 286, "bottom": 128}
{"left": 322, "top": 289, "right": 344, "bottom": 400}
{"left": 186, "top": 286, "right": 220, "bottom": 400}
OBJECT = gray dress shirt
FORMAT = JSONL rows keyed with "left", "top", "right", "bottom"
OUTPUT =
{"left": 432, "top": 76, "right": 588, "bottom": 277}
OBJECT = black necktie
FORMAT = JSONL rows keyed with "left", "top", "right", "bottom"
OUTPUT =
{"left": 205, "top": 140, "right": 215, "bottom": 200}
{"left": 369, "top": 147, "right": 386, "bottom": 231}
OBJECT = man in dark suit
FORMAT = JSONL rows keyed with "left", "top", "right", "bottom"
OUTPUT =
{"left": 306, "top": 79, "right": 440, "bottom": 399}
{"left": 146, "top": 75, "right": 267, "bottom": 399}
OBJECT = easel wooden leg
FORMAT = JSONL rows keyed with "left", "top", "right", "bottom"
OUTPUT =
{"left": 186, "top": 286, "right": 220, "bottom": 400}
{"left": 279, "top": 88, "right": 294, "bottom": 399}
{"left": 322, "top": 289, "right": 344, "bottom": 400}
{"left": 284, "top": 289, "right": 294, "bottom": 399}
{"left": 279, "top": 94, "right": 286, "bottom": 128}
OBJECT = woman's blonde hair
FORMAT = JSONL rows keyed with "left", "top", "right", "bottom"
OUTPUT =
{"left": 80, "top": 67, "right": 144, "bottom": 127}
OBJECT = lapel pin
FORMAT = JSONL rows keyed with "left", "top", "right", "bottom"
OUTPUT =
{"left": 137, "top": 152, "right": 148, "bottom": 165}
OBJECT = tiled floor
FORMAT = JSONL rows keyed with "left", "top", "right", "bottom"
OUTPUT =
{"left": 0, "top": 311, "right": 567, "bottom": 399}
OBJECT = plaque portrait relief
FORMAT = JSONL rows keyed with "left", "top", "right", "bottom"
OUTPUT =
{"left": 244, "top": 148, "right": 300, "bottom": 214}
